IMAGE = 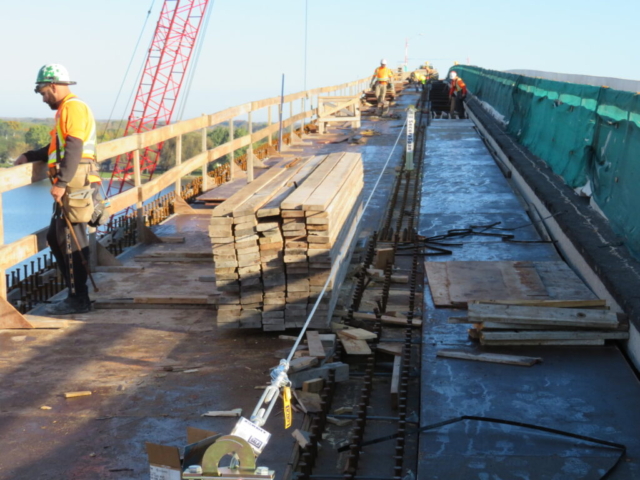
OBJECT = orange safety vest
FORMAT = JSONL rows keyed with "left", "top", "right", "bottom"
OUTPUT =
{"left": 450, "top": 77, "right": 467, "bottom": 96}
{"left": 47, "top": 93, "right": 97, "bottom": 166}
{"left": 374, "top": 67, "right": 394, "bottom": 85}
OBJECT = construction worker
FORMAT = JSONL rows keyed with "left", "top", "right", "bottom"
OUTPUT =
{"left": 448, "top": 70, "right": 467, "bottom": 119}
{"left": 370, "top": 59, "right": 395, "bottom": 110}
{"left": 415, "top": 72, "right": 426, "bottom": 92}
{"left": 14, "top": 64, "right": 97, "bottom": 314}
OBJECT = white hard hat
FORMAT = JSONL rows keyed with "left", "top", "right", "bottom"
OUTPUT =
{"left": 449, "top": 71, "right": 457, "bottom": 79}
{"left": 36, "top": 64, "right": 76, "bottom": 86}
{"left": 380, "top": 58, "right": 387, "bottom": 65}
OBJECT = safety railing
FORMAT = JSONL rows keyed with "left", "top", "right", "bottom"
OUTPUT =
{"left": 0, "top": 76, "right": 371, "bottom": 301}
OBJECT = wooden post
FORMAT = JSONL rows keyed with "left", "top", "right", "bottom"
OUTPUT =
{"left": 201, "top": 126, "right": 208, "bottom": 192}
{"left": 300, "top": 97, "right": 305, "bottom": 133}
{"left": 289, "top": 102, "right": 294, "bottom": 135}
{"left": 88, "top": 227, "right": 98, "bottom": 269}
{"left": 0, "top": 193, "right": 5, "bottom": 300}
{"left": 174, "top": 134, "right": 182, "bottom": 197}
{"left": 229, "top": 119, "right": 235, "bottom": 180}
{"left": 268, "top": 106, "right": 273, "bottom": 146}
{"left": 133, "top": 149, "right": 144, "bottom": 242}
{"left": 247, "top": 111, "right": 254, "bottom": 183}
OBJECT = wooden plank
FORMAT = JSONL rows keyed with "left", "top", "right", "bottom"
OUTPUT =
{"left": 95, "top": 295, "right": 215, "bottom": 307}
{"left": 474, "top": 299, "right": 607, "bottom": 309}
{"left": 306, "top": 331, "right": 326, "bottom": 359}
{"left": 425, "top": 261, "right": 549, "bottom": 308}
{"left": 390, "top": 356, "right": 401, "bottom": 409}
{"left": 201, "top": 408, "right": 242, "bottom": 417}
{"left": 480, "top": 339, "right": 605, "bottom": 346}
{"left": 339, "top": 327, "right": 377, "bottom": 341}
{"left": 0, "top": 228, "right": 48, "bottom": 270}
{"left": 302, "top": 153, "right": 361, "bottom": 211}
{"left": 0, "top": 161, "right": 49, "bottom": 194}
{"left": 436, "top": 349, "right": 543, "bottom": 367}
{"left": 337, "top": 331, "right": 371, "bottom": 355}
{"left": 289, "top": 356, "right": 319, "bottom": 373}
{"left": 280, "top": 153, "right": 344, "bottom": 210}
{"left": 233, "top": 160, "right": 305, "bottom": 217}
{"left": 480, "top": 331, "right": 629, "bottom": 341}
{"left": 374, "top": 248, "right": 394, "bottom": 270}
{"left": 107, "top": 187, "right": 139, "bottom": 216}
{"left": 377, "top": 343, "right": 403, "bottom": 356}
{"left": 257, "top": 185, "right": 295, "bottom": 218}
{"left": 318, "top": 97, "right": 359, "bottom": 120}
{"left": 292, "top": 429, "right": 311, "bottom": 448}
{"left": 468, "top": 304, "right": 620, "bottom": 329}
{"left": 424, "top": 262, "right": 450, "bottom": 306}
{"left": 0, "top": 297, "right": 34, "bottom": 329}
{"left": 212, "top": 158, "right": 293, "bottom": 217}
{"left": 335, "top": 310, "right": 422, "bottom": 327}
{"left": 64, "top": 391, "right": 92, "bottom": 398}
{"left": 302, "top": 378, "right": 324, "bottom": 394}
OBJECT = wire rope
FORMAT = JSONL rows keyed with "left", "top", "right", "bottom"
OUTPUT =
{"left": 99, "top": 0, "right": 157, "bottom": 142}
{"left": 175, "top": 0, "right": 216, "bottom": 122}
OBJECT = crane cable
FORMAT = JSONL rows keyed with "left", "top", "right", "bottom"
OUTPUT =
{"left": 100, "top": 0, "right": 157, "bottom": 142}
{"left": 249, "top": 114, "right": 409, "bottom": 429}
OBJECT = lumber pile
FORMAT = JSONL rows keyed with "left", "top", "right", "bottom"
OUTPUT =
{"left": 210, "top": 153, "right": 364, "bottom": 331}
{"left": 462, "top": 303, "right": 629, "bottom": 346}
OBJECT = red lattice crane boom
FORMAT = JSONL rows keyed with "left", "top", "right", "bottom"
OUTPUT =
{"left": 106, "top": 0, "right": 211, "bottom": 197}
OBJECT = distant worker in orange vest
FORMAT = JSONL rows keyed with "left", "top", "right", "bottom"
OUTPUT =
{"left": 14, "top": 64, "right": 98, "bottom": 315}
{"left": 370, "top": 59, "right": 395, "bottom": 111}
{"left": 448, "top": 70, "right": 467, "bottom": 119}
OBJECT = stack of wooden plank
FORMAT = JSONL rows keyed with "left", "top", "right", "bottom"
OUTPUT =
{"left": 461, "top": 302, "right": 629, "bottom": 346}
{"left": 280, "top": 152, "right": 364, "bottom": 329}
{"left": 209, "top": 152, "right": 364, "bottom": 331}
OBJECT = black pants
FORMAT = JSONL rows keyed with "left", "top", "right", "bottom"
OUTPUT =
{"left": 449, "top": 95, "right": 466, "bottom": 118}
{"left": 47, "top": 204, "right": 90, "bottom": 299}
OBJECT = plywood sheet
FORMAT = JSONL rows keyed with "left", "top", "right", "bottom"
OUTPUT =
{"left": 424, "top": 261, "right": 550, "bottom": 308}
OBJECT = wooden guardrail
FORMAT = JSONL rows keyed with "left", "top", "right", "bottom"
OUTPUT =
{"left": 0, "top": 76, "right": 371, "bottom": 300}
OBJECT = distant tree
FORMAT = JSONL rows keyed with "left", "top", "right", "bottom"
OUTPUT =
{"left": 5, "top": 121, "right": 21, "bottom": 132}
{"left": 8, "top": 141, "right": 29, "bottom": 160}
{"left": 0, "top": 121, "right": 12, "bottom": 139}
{"left": 25, "top": 125, "right": 50, "bottom": 149}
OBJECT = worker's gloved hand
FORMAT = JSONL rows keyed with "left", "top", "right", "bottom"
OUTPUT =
{"left": 13, "top": 155, "right": 28, "bottom": 166}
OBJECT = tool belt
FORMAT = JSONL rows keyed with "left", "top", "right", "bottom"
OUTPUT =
{"left": 62, "top": 163, "right": 96, "bottom": 224}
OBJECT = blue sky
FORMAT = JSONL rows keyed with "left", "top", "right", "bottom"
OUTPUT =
{"left": 1, "top": 0, "right": 638, "bottom": 120}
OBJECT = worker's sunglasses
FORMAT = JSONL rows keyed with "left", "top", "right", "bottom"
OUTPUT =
{"left": 35, "top": 83, "right": 54, "bottom": 94}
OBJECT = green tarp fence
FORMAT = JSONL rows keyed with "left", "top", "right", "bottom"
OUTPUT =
{"left": 451, "top": 66, "right": 640, "bottom": 259}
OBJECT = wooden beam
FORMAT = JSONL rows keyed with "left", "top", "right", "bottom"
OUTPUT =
{"left": 436, "top": 349, "right": 543, "bottom": 367}
{"left": 211, "top": 158, "right": 293, "bottom": 217}
{"left": 480, "top": 330, "right": 629, "bottom": 341}
{"left": 174, "top": 134, "right": 182, "bottom": 196}
{"left": 0, "top": 227, "right": 48, "bottom": 271}
{"left": 337, "top": 331, "right": 371, "bottom": 355}
{"left": 390, "top": 356, "right": 401, "bottom": 408}
{"left": 0, "top": 161, "right": 49, "bottom": 194}
{"left": 0, "top": 297, "right": 33, "bottom": 329}
{"left": 468, "top": 304, "right": 620, "bottom": 329}
{"left": 473, "top": 299, "right": 608, "bottom": 309}
{"left": 306, "top": 331, "right": 326, "bottom": 359}
{"left": 339, "top": 328, "right": 377, "bottom": 341}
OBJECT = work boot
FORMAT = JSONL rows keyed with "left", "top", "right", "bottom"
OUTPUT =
{"left": 45, "top": 296, "right": 91, "bottom": 315}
